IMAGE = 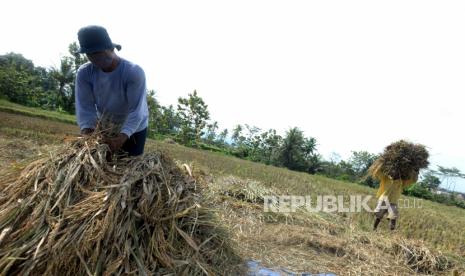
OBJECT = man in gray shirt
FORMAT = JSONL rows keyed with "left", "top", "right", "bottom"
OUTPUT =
{"left": 75, "top": 25, "right": 149, "bottom": 156}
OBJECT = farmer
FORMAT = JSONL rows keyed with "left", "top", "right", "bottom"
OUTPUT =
{"left": 74, "top": 25, "right": 149, "bottom": 156}
{"left": 371, "top": 166, "right": 419, "bottom": 231}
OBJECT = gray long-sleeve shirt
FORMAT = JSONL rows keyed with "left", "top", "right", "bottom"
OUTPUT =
{"left": 75, "top": 58, "right": 149, "bottom": 137}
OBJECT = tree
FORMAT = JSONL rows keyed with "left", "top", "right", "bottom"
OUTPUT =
{"left": 349, "top": 151, "right": 378, "bottom": 177}
{"left": 0, "top": 53, "right": 53, "bottom": 107}
{"left": 216, "top": 128, "right": 229, "bottom": 146}
{"left": 258, "top": 129, "right": 282, "bottom": 165}
{"left": 50, "top": 42, "right": 88, "bottom": 113}
{"left": 66, "top": 42, "right": 88, "bottom": 112}
{"left": 176, "top": 90, "right": 210, "bottom": 145}
{"left": 231, "top": 124, "right": 245, "bottom": 146}
{"left": 33, "top": 66, "right": 57, "bottom": 108}
{"left": 278, "top": 127, "right": 319, "bottom": 172}
{"left": 433, "top": 166, "right": 465, "bottom": 192}
{"left": 0, "top": 53, "right": 34, "bottom": 72}
{"left": 68, "top": 42, "right": 88, "bottom": 73}
{"left": 419, "top": 171, "right": 441, "bottom": 191}
{"left": 279, "top": 127, "right": 304, "bottom": 170}
{"left": 243, "top": 124, "right": 262, "bottom": 161}
{"left": 204, "top": 121, "right": 219, "bottom": 144}
{"left": 320, "top": 156, "right": 357, "bottom": 182}
{"left": 50, "top": 56, "right": 74, "bottom": 110}
{"left": 230, "top": 124, "right": 249, "bottom": 158}
{"left": 229, "top": 126, "right": 284, "bottom": 163}
{"left": 146, "top": 90, "right": 180, "bottom": 137}
{"left": 0, "top": 65, "right": 31, "bottom": 104}
{"left": 146, "top": 90, "right": 162, "bottom": 137}
{"left": 158, "top": 105, "right": 181, "bottom": 135}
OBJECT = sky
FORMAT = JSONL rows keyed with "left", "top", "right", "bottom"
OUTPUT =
{"left": 1, "top": 0, "right": 465, "bottom": 192}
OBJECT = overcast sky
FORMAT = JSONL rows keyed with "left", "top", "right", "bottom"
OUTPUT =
{"left": 1, "top": 0, "right": 464, "bottom": 192}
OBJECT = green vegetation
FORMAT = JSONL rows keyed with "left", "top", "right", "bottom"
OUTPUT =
{"left": 0, "top": 44, "right": 86, "bottom": 113}
{"left": 0, "top": 99, "right": 75, "bottom": 124}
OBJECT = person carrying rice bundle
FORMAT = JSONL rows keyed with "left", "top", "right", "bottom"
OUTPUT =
{"left": 369, "top": 140, "right": 429, "bottom": 231}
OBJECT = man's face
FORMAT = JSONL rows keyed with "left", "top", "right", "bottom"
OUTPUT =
{"left": 86, "top": 50, "right": 113, "bottom": 69}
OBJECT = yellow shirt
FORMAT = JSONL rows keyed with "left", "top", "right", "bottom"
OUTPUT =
{"left": 376, "top": 174, "right": 417, "bottom": 204}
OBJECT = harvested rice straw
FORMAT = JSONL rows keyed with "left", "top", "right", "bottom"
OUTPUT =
{"left": 369, "top": 140, "right": 429, "bottom": 180}
{"left": 0, "top": 133, "right": 243, "bottom": 275}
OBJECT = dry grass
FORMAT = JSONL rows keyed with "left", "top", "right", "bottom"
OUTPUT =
{"left": 0, "top": 111, "right": 78, "bottom": 137}
{"left": 0, "top": 133, "right": 243, "bottom": 275}
{"left": 209, "top": 175, "right": 278, "bottom": 204}
{"left": 203, "top": 175, "right": 463, "bottom": 275}
{"left": 393, "top": 238, "right": 453, "bottom": 274}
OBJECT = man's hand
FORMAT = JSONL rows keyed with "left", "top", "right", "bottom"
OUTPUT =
{"left": 80, "top": 128, "right": 95, "bottom": 136}
{"left": 105, "top": 133, "right": 129, "bottom": 152}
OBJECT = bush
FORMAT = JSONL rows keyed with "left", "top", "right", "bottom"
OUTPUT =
{"left": 404, "top": 184, "right": 465, "bottom": 209}
{"left": 404, "top": 184, "right": 434, "bottom": 200}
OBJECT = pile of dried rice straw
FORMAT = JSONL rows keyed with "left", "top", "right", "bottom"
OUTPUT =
{"left": 0, "top": 134, "right": 242, "bottom": 275}
{"left": 369, "top": 140, "right": 429, "bottom": 180}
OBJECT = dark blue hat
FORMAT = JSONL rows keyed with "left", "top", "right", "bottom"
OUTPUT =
{"left": 76, "top": 25, "right": 122, "bottom": 54}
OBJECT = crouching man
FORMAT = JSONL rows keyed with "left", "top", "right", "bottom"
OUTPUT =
{"left": 74, "top": 25, "right": 149, "bottom": 156}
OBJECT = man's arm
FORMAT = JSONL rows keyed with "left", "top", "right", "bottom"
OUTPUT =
{"left": 75, "top": 68, "right": 97, "bottom": 133}
{"left": 120, "top": 65, "right": 148, "bottom": 137}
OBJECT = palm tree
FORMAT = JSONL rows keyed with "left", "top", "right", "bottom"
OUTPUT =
{"left": 279, "top": 127, "right": 306, "bottom": 170}
{"left": 51, "top": 57, "right": 74, "bottom": 110}
{"left": 50, "top": 42, "right": 88, "bottom": 112}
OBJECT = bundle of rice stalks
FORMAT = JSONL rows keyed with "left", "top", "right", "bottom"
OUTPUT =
{"left": 393, "top": 238, "right": 453, "bottom": 274}
{"left": 211, "top": 176, "right": 277, "bottom": 204}
{"left": 0, "top": 134, "right": 242, "bottom": 275}
{"left": 369, "top": 140, "right": 429, "bottom": 180}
